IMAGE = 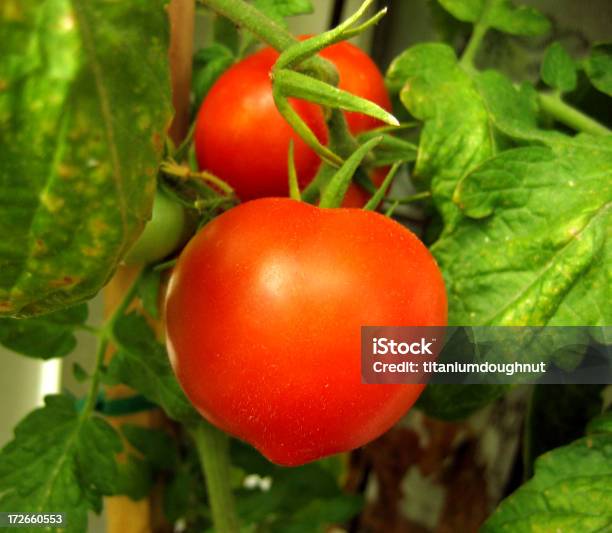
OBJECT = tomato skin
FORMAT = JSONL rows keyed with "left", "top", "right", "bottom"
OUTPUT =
{"left": 165, "top": 198, "right": 447, "bottom": 466}
{"left": 194, "top": 48, "right": 328, "bottom": 201}
{"left": 194, "top": 39, "right": 391, "bottom": 202}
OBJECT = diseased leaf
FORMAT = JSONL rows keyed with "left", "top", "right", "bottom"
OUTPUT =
{"left": 387, "top": 43, "right": 535, "bottom": 224}
{"left": 433, "top": 136, "right": 612, "bottom": 327}
{"left": 0, "top": 0, "right": 172, "bottom": 317}
{"left": 0, "top": 395, "right": 122, "bottom": 532}
{"left": 0, "top": 303, "right": 87, "bottom": 359}
{"left": 389, "top": 44, "right": 494, "bottom": 224}
{"left": 106, "top": 312, "right": 199, "bottom": 424}
{"left": 483, "top": 413, "right": 612, "bottom": 532}
{"left": 585, "top": 43, "right": 612, "bottom": 97}
{"left": 437, "top": 0, "right": 550, "bottom": 36}
{"left": 387, "top": 44, "right": 541, "bottom": 226}
{"left": 541, "top": 42, "right": 577, "bottom": 93}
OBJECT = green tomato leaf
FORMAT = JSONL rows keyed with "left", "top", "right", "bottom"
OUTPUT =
{"left": 276, "top": 495, "right": 363, "bottom": 533}
{"left": 0, "top": 395, "right": 122, "bottom": 532}
{"left": 587, "top": 411, "right": 612, "bottom": 435}
{"left": 0, "top": 303, "right": 87, "bottom": 359}
{"left": 115, "top": 455, "right": 153, "bottom": 501}
{"left": 192, "top": 44, "right": 235, "bottom": 109}
{"left": 106, "top": 312, "right": 200, "bottom": 425}
{"left": 416, "top": 383, "right": 509, "bottom": 420}
{"left": 524, "top": 384, "right": 605, "bottom": 477}
{"left": 541, "top": 42, "right": 577, "bottom": 93}
{"left": 135, "top": 268, "right": 162, "bottom": 320}
{"left": 437, "top": 0, "right": 550, "bottom": 36}
{"left": 483, "top": 413, "right": 612, "bottom": 532}
{"left": 472, "top": 73, "right": 541, "bottom": 140}
{"left": 388, "top": 44, "right": 497, "bottom": 224}
{"left": 0, "top": 0, "right": 172, "bottom": 317}
{"left": 585, "top": 43, "right": 612, "bottom": 97}
{"left": 121, "top": 424, "right": 179, "bottom": 471}
{"left": 72, "top": 361, "right": 90, "bottom": 383}
{"left": 213, "top": 15, "right": 241, "bottom": 55}
{"left": 231, "top": 440, "right": 360, "bottom": 531}
{"left": 388, "top": 41, "right": 541, "bottom": 228}
{"left": 433, "top": 135, "right": 612, "bottom": 327}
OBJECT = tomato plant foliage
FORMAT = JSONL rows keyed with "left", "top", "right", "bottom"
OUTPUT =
{"left": 0, "top": 0, "right": 172, "bottom": 317}
{"left": 0, "top": 0, "right": 611, "bottom": 532}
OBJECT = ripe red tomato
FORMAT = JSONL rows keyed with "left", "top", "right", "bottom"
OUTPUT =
{"left": 165, "top": 198, "right": 447, "bottom": 466}
{"left": 194, "top": 38, "right": 391, "bottom": 201}
{"left": 194, "top": 48, "right": 328, "bottom": 201}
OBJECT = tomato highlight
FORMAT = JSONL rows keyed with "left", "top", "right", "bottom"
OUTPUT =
{"left": 165, "top": 198, "right": 447, "bottom": 466}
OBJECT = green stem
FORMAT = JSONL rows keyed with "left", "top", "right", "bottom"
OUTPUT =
{"left": 200, "top": 0, "right": 337, "bottom": 83}
{"left": 363, "top": 162, "right": 401, "bottom": 211}
{"left": 538, "top": 92, "right": 612, "bottom": 136}
{"left": 75, "top": 323, "right": 102, "bottom": 335}
{"left": 161, "top": 162, "right": 235, "bottom": 197}
{"left": 460, "top": 22, "right": 489, "bottom": 70}
{"left": 201, "top": 0, "right": 294, "bottom": 50}
{"left": 79, "top": 336, "right": 109, "bottom": 419}
{"left": 80, "top": 272, "right": 142, "bottom": 420}
{"left": 387, "top": 190, "right": 431, "bottom": 205}
{"left": 287, "top": 141, "right": 301, "bottom": 201}
{"left": 191, "top": 422, "right": 240, "bottom": 533}
{"left": 384, "top": 199, "right": 400, "bottom": 218}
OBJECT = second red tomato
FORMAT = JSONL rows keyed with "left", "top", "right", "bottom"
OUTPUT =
{"left": 194, "top": 38, "right": 391, "bottom": 200}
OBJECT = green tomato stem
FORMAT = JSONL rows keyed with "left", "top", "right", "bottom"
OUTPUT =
{"left": 327, "top": 109, "right": 360, "bottom": 158}
{"left": 460, "top": 22, "right": 489, "bottom": 71}
{"left": 274, "top": 0, "right": 377, "bottom": 71}
{"left": 273, "top": 87, "right": 343, "bottom": 167}
{"left": 199, "top": 0, "right": 337, "bottom": 83}
{"left": 191, "top": 422, "right": 240, "bottom": 533}
{"left": 363, "top": 162, "right": 401, "bottom": 211}
{"left": 319, "top": 136, "right": 382, "bottom": 208}
{"left": 80, "top": 272, "right": 142, "bottom": 420}
{"left": 161, "top": 161, "right": 236, "bottom": 197}
{"left": 538, "top": 92, "right": 612, "bottom": 136}
{"left": 201, "top": 0, "right": 294, "bottom": 50}
{"left": 388, "top": 190, "right": 432, "bottom": 205}
{"left": 287, "top": 141, "right": 302, "bottom": 201}
{"left": 79, "top": 336, "right": 109, "bottom": 420}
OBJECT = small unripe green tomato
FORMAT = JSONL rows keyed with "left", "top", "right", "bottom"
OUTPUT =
{"left": 124, "top": 190, "right": 187, "bottom": 265}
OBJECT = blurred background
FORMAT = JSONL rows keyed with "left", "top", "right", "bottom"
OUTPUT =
{"left": 1, "top": 0, "right": 610, "bottom": 531}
